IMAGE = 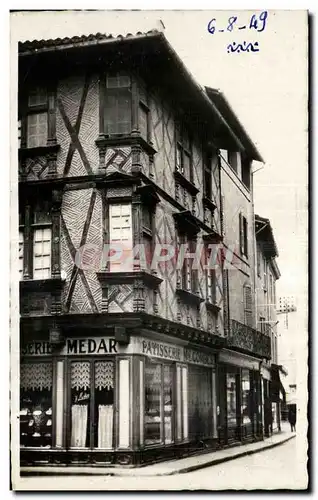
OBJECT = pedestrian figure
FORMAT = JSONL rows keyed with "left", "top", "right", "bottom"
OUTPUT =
{"left": 288, "top": 405, "right": 296, "bottom": 432}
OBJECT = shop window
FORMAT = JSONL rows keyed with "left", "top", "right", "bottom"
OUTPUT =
{"left": 144, "top": 360, "right": 174, "bottom": 445}
{"left": 109, "top": 203, "right": 132, "bottom": 272}
{"left": 241, "top": 369, "right": 252, "bottom": 425}
{"left": 104, "top": 73, "right": 132, "bottom": 135}
{"left": 70, "top": 360, "right": 114, "bottom": 449}
{"left": 20, "top": 362, "right": 53, "bottom": 448}
{"left": 226, "top": 372, "right": 237, "bottom": 429}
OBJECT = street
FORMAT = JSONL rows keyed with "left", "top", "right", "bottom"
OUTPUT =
{"left": 19, "top": 437, "right": 308, "bottom": 491}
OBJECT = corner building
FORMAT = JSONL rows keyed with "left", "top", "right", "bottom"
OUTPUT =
{"left": 18, "top": 31, "right": 271, "bottom": 468}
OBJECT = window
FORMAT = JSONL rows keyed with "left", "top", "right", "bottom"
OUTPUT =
{"left": 26, "top": 86, "right": 48, "bottom": 148}
{"left": 263, "top": 256, "right": 267, "bottom": 290}
{"left": 70, "top": 360, "right": 114, "bottom": 449}
{"left": 241, "top": 369, "right": 252, "bottom": 425}
{"left": 20, "top": 362, "right": 53, "bottom": 448}
{"left": 144, "top": 360, "right": 174, "bottom": 445}
{"left": 226, "top": 371, "right": 238, "bottom": 428}
{"left": 204, "top": 153, "right": 212, "bottom": 200}
{"left": 259, "top": 316, "right": 266, "bottom": 334}
{"left": 142, "top": 204, "right": 154, "bottom": 270}
{"left": 241, "top": 154, "right": 251, "bottom": 189}
{"left": 228, "top": 151, "right": 238, "bottom": 173}
{"left": 104, "top": 73, "right": 132, "bottom": 135}
{"left": 243, "top": 284, "right": 253, "bottom": 327}
{"left": 176, "top": 126, "right": 193, "bottom": 181}
{"left": 19, "top": 230, "right": 24, "bottom": 279}
{"left": 109, "top": 203, "right": 132, "bottom": 272}
{"left": 256, "top": 244, "right": 261, "bottom": 277}
{"left": 239, "top": 213, "right": 248, "bottom": 258}
{"left": 20, "top": 198, "right": 52, "bottom": 280}
{"left": 206, "top": 248, "right": 217, "bottom": 304}
{"left": 18, "top": 119, "right": 22, "bottom": 148}
{"left": 138, "top": 83, "right": 149, "bottom": 142}
{"left": 180, "top": 236, "right": 197, "bottom": 293}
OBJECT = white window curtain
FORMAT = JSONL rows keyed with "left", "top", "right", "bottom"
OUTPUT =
{"left": 98, "top": 405, "right": 113, "bottom": 449}
{"left": 33, "top": 227, "right": 51, "bottom": 279}
{"left": 71, "top": 405, "right": 88, "bottom": 448}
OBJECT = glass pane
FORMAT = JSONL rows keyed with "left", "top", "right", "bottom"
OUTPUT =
{"left": 183, "top": 152, "right": 191, "bottom": 179}
{"left": 70, "top": 361, "right": 91, "bottom": 448}
{"left": 105, "top": 93, "right": 131, "bottom": 135}
{"left": 145, "top": 361, "right": 162, "bottom": 445}
{"left": 226, "top": 372, "right": 237, "bottom": 428}
{"left": 27, "top": 113, "right": 48, "bottom": 148}
{"left": 28, "top": 87, "right": 47, "bottom": 107}
{"left": 241, "top": 369, "right": 252, "bottom": 424}
{"left": 106, "top": 74, "right": 130, "bottom": 88}
{"left": 19, "top": 231, "right": 24, "bottom": 279}
{"left": 20, "top": 362, "right": 53, "bottom": 448}
{"left": 94, "top": 361, "right": 114, "bottom": 449}
{"left": 163, "top": 365, "right": 173, "bottom": 444}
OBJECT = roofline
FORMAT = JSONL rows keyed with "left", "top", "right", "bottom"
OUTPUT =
{"left": 19, "top": 30, "right": 253, "bottom": 154}
{"left": 255, "top": 214, "right": 279, "bottom": 259}
{"left": 205, "top": 87, "right": 264, "bottom": 163}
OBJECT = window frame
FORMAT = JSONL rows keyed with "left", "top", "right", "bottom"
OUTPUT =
{"left": 203, "top": 151, "right": 213, "bottom": 200}
{"left": 239, "top": 213, "right": 248, "bottom": 258}
{"left": 104, "top": 73, "right": 133, "bottom": 137}
{"left": 228, "top": 151, "right": 238, "bottom": 174}
{"left": 108, "top": 202, "right": 133, "bottom": 273}
{"left": 176, "top": 125, "right": 193, "bottom": 182}
{"left": 180, "top": 234, "right": 198, "bottom": 294}
{"left": 67, "top": 356, "right": 116, "bottom": 451}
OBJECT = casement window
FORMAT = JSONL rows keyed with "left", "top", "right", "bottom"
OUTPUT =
{"left": 20, "top": 361, "right": 53, "bottom": 448}
{"left": 239, "top": 213, "right": 248, "bottom": 258}
{"left": 20, "top": 198, "right": 52, "bottom": 280}
{"left": 228, "top": 151, "right": 238, "bottom": 174}
{"left": 176, "top": 126, "right": 193, "bottom": 181}
{"left": 207, "top": 267, "right": 217, "bottom": 304}
{"left": 180, "top": 236, "right": 197, "bottom": 293}
{"left": 144, "top": 359, "right": 175, "bottom": 445}
{"left": 26, "top": 86, "right": 48, "bottom": 148}
{"left": 69, "top": 360, "right": 115, "bottom": 449}
{"left": 104, "top": 73, "right": 132, "bottom": 136}
{"left": 241, "top": 154, "right": 251, "bottom": 190}
{"left": 204, "top": 152, "right": 212, "bottom": 200}
{"left": 256, "top": 244, "right": 261, "bottom": 277}
{"left": 138, "top": 83, "right": 149, "bottom": 142}
{"left": 259, "top": 316, "right": 266, "bottom": 334}
{"left": 243, "top": 284, "right": 253, "bottom": 327}
{"left": 19, "top": 229, "right": 24, "bottom": 279}
{"left": 109, "top": 203, "right": 132, "bottom": 272}
{"left": 141, "top": 204, "right": 154, "bottom": 270}
{"left": 263, "top": 256, "right": 267, "bottom": 290}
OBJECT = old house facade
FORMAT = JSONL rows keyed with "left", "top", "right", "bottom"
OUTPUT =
{"left": 18, "top": 30, "right": 271, "bottom": 469}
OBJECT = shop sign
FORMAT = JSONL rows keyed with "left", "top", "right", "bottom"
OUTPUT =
{"left": 21, "top": 338, "right": 124, "bottom": 356}
{"left": 139, "top": 338, "right": 215, "bottom": 367}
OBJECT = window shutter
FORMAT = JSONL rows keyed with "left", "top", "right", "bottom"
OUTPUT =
{"left": 243, "top": 285, "right": 253, "bottom": 327}
{"left": 239, "top": 213, "right": 244, "bottom": 254}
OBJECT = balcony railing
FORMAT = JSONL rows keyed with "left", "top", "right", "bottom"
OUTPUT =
{"left": 227, "top": 319, "right": 271, "bottom": 359}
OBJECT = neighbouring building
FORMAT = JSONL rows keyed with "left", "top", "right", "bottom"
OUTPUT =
{"left": 18, "top": 30, "right": 271, "bottom": 469}
{"left": 254, "top": 214, "right": 285, "bottom": 435}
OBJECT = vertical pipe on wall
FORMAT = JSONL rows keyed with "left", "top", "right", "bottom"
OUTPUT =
{"left": 212, "top": 366, "right": 218, "bottom": 439}
{"left": 118, "top": 359, "right": 130, "bottom": 448}
{"left": 55, "top": 360, "right": 64, "bottom": 448}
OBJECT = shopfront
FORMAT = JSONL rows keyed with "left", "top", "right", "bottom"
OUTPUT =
{"left": 217, "top": 350, "right": 262, "bottom": 445}
{"left": 20, "top": 333, "right": 218, "bottom": 468}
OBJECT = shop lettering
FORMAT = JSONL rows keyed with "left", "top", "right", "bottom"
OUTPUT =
{"left": 142, "top": 340, "right": 181, "bottom": 361}
{"left": 21, "top": 342, "right": 52, "bottom": 356}
{"left": 66, "top": 338, "right": 118, "bottom": 355}
{"left": 74, "top": 391, "right": 90, "bottom": 403}
{"left": 184, "top": 348, "right": 214, "bottom": 366}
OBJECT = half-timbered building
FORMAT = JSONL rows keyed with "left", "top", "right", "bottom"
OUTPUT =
{"left": 18, "top": 30, "right": 272, "bottom": 468}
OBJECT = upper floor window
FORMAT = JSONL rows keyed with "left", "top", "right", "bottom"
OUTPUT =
{"left": 204, "top": 152, "right": 212, "bottom": 200}
{"left": 176, "top": 126, "right": 193, "bottom": 182}
{"left": 256, "top": 244, "right": 261, "bottom": 277}
{"left": 243, "top": 284, "right": 253, "bottom": 327}
{"left": 19, "top": 198, "right": 52, "bottom": 280}
{"left": 138, "top": 83, "right": 149, "bottom": 142}
{"left": 105, "top": 73, "right": 132, "bottom": 135}
{"left": 241, "top": 154, "right": 251, "bottom": 190}
{"left": 228, "top": 151, "right": 238, "bottom": 174}
{"left": 109, "top": 203, "right": 132, "bottom": 272}
{"left": 26, "top": 87, "right": 48, "bottom": 148}
{"left": 239, "top": 213, "right": 248, "bottom": 258}
{"left": 180, "top": 235, "right": 197, "bottom": 293}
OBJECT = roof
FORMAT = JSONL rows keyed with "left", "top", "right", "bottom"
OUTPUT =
{"left": 19, "top": 30, "right": 263, "bottom": 161}
{"left": 255, "top": 215, "right": 280, "bottom": 275}
{"left": 205, "top": 87, "right": 264, "bottom": 162}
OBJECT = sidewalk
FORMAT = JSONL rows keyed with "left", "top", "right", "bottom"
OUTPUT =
{"left": 21, "top": 426, "right": 295, "bottom": 477}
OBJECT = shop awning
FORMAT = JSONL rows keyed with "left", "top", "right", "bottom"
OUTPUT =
{"left": 270, "top": 364, "right": 286, "bottom": 403}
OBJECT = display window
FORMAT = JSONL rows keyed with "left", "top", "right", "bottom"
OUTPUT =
{"left": 20, "top": 362, "right": 53, "bottom": 448}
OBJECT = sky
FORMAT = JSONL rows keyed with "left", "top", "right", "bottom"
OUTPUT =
{"left": 10, "top": 9, "right": 308, "bottom": 300}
